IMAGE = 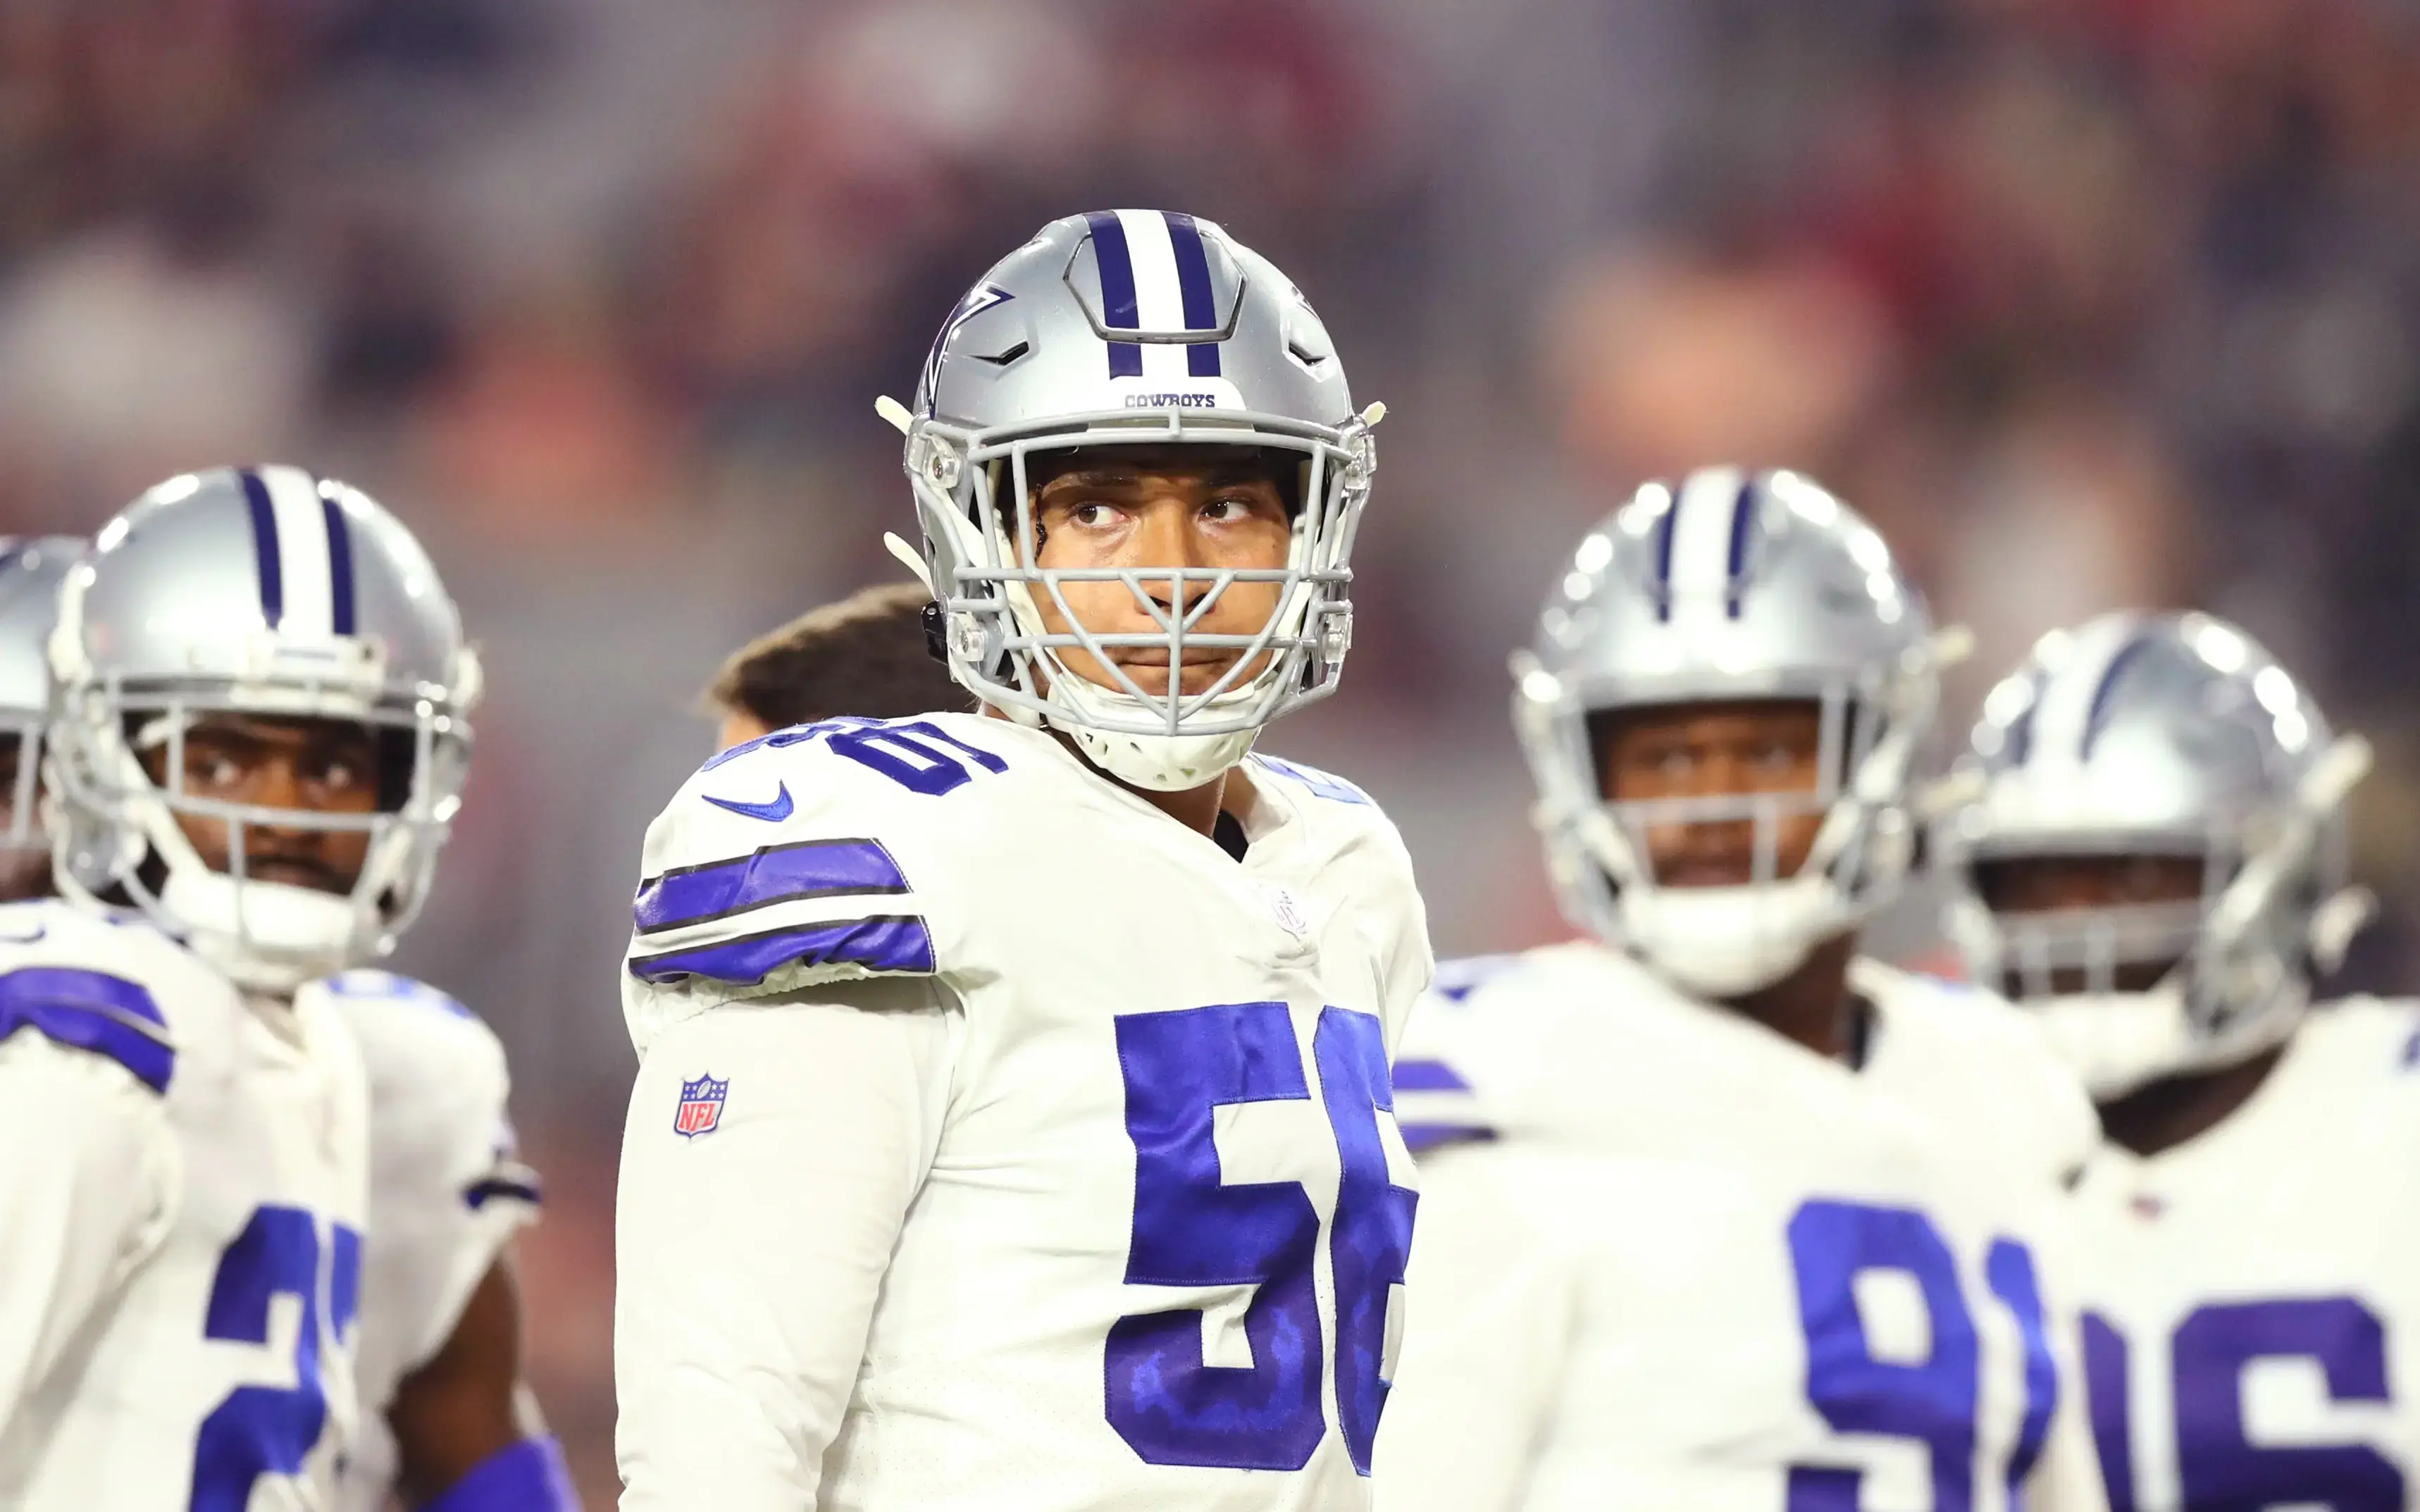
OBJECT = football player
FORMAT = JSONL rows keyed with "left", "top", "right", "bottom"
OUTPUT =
{"left": 0, "top": 469, "right": 576, "bottom": 1512}
{"left": 0, "top": 538, "right": 84, "bottom": 902}
{"left": 702, "top": 579, "right": 967, "bottom": 751}
{"left": 1377, "top": 468, "right": 2104, "bottom": 1512}
{"left": 1941, "top": 612, "right": 2394, "bottom": 1512}
{"left": 615, "top": 210, "right": 1429, "bottom": 1509}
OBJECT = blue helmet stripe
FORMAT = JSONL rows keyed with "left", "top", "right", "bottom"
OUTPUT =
{"left": 1086, "top": 211, "right": 1145, "bottom": 378}
{"left": 1723, "top": 475, "right": 1758, "bottom": 619}
{"left": 238, "top": 469, "right": 284, "bottom": 628}
{"left": 2004, "top": 688, "right": 2038, "bottom": 767}
{"left": 2081, "top": 633, "right": 2154, "bottom": 759}
{"left": 1651, "top": 481, "right": 1680, "bottom": 623}
{"left": 1163, "top": 211, "right": 1223, "bottom": 378}
{"left": 320, "top": 492, "right": 356, "bottom": 636}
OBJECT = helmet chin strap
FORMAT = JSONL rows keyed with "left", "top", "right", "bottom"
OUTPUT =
{"left": 156, "top": 865, "right": 357, "bottom": 994}
{"left": 2035, "top": 978, "right": 2308, "bottom": 1101}
{"left": 1619, "top": 876, "right": 1854, "bottom": 998}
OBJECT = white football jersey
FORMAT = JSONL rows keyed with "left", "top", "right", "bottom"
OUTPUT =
{"left": 309, "top": 970, "right": 539, "bottom": 1512}
{"left": 1379, "top": 943, "right": 2106, "bottom": 1512}
{"left": 0, "top": 899, "right": 371, "bottom": 1512}
{"left": 618, "top": 714, "right": 1432, "bottom": 1511}
{"left": 2069, "top": 997, "right": 2420, "bottom": 1512}
{"left": 1852, "top": 958, "right": 2104, "bottom": 1196}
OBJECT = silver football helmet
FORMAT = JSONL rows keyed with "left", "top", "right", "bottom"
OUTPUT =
{"left": 0, "top": 538, "right": 85, "bottom": 882}
{"left": 1939, "top": 612, "right": 2371, "bottom": 1098}
{"left": 891, "top": 209, "right": 1378, "bottom": 791}
{"left": 1515, "top": 468, "right": 1949, "bottom": 998}
{"left": 47, "top": 466, "right": 481, "bottom": 992}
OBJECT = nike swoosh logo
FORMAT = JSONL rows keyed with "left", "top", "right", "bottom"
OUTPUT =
{"left": 704, "top": 783, "right": 794, "bottom": 822}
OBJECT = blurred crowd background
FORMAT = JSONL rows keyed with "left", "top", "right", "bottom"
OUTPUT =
{"left": 8, "top": 0, "right": 2420, "bottom": 1497}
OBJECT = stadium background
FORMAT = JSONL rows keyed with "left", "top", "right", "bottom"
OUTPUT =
{"left": 6, "top": 0, "right": 2419, "bottom": 1498}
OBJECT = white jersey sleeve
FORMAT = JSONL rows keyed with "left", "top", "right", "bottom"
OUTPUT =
{"left": 0, "top": 1031, "right": 179, "bottom": 1425}
{"left": 304, "top": 972, "right": 539, "bottom": 1511}
{"left": 614, "top": 978, "right": 959, "bottom": 1512}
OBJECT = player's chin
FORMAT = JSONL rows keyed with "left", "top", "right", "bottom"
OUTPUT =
{"left": 1063, "top": 655, "right": 1253, "bottom": 700}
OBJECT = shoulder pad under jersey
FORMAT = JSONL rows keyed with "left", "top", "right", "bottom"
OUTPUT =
{"left": 0, "top": 900, "right": 228, "bottom": 1096}
{"left": 623, "top": 715, "right": 1024, "bottom": 1029}
{"left": 1248, "top": 751, "right": 1434, "bottom": 1026}
{"left": 1853, "top": 958, "right": 2099, "bottom": 1187}
{"left": 305, "top": 970, "right": 534, "bottom": 1212}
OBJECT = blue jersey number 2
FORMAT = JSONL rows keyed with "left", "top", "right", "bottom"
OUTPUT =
{"left": 1787, "top": 1201, "right": 2056, "bottom": 1512}
{"left": 1107, "top": 1003, "right": 1416, "bottom": 1475}
{"left": 190, "top": 1205, "right": 361, "bottom": 1512}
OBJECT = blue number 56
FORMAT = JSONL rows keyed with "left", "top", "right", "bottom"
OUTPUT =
{"left": 1106, "top": 1003, "right": 1415, "bottom": 1475}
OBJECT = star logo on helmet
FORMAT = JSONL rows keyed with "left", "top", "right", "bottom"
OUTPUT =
{"left": 917, "top": 283, "right": 1014, "bottom": 415}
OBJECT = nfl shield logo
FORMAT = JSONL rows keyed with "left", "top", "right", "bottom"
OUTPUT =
{"left": 674, "top": 1075, "right": 728, "bottom": 1139}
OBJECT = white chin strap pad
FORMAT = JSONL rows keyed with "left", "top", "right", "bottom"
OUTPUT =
{"left": 1064, "top": 720, "right": 1258, "bottom": 792}
{"left": 158, "top": 867, "right": 356, "bottom": 993}
{"left": 2035, "top": 984, "right": 2305, "bottom": 1101}
{"left": 1619, "top": 876, "right": 1854, "bottom": 998}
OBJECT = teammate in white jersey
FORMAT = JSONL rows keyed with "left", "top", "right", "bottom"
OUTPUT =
{"left": 0, "top": 468, "right": 575, "bottom": 1512}
{"left": 616, "top": 210, "right": 1429, "bottom": 1511}
{"left": 1941, "top": 612, "right": 2400, "bottom": 1512}
{"left": 1377, "top": 468, "right": 2103, "bottom": 1512}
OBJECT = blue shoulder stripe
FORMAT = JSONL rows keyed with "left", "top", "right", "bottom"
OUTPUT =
{"left": 0, "top": 968, "right": 173, "bottom": 1093}
{"left": 1392, "top": 1058, "right": 1472, "bottom": 1093}
{"left": 1398, "top": 1122, "right": 1498, "bottom": 1154}
{"left": 1431, "top": 953, "right": 1523, "bottom": 1004}
{"left": 1254, "top": 754, "right": 1373, "bottom": 806}
{"left": 633, "top": 838, "right": 910, "bottom": 936}
{"left": 628, "top": 915, "right": 936, "bottom": 987}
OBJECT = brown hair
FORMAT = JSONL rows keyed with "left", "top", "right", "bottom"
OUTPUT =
{"left": 703, "top": 582, "right": 970, "bottom": 729}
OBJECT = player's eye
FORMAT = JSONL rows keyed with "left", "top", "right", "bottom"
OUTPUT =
{"left": 312, "top": 758, "right": 359, "bottom": 793}
{"left": 1751, "top": 743, "right": 1799, "bottom": 772}
{"left": 1067, "top": 501, "right": 1123, "bottom": 529}
{"left": 190, "top": 752, "right": 244, "bottom": 791}
{"left": 1201, "top": 495, "right": 1255, "bottom": 522}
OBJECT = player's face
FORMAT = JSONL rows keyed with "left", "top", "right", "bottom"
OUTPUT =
{"left": 1598, "top": 699, "right": 1826, "bottom": 886}
{"left": 1974, "top": 853, "right": 2204, "bottom": 992}
{"left": 0, "top": 734, "right": 46, "bottom": 902}
{"left": 1022, "top": 444, "right": 1296, "bottom": 698}
{"left": 139, "top": 713, "right": 381, "bottom": 893}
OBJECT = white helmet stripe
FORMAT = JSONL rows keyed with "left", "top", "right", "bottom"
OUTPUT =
{"left": 1112, "top": 207, "right": 1191, "bottom": 381}
{"left": 1666, "top": 466, "right": 1747, "bottom": 636}
{"left": 259, "top": 464, "right": 336, "bottom": 639}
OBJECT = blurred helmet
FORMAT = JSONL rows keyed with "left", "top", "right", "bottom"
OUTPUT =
{"left": 898, "top": 209, "right": 1377, "bottom": 791}
{"left": 1939, "top": 612, "right": 2370, "bottom": 1099}
{"left": 0, "top": 538, "right": 84, "bottom": 881}
{"left": 1513, "top": 468, "right": 1944, "bottom": 998}
{"left": 47, "top": 466, "right": 481, "bottom": 992}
